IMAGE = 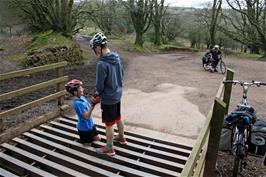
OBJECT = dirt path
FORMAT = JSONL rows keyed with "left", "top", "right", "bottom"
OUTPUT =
{"left": 93, "top": 51, "right": 266, "bottom": 143}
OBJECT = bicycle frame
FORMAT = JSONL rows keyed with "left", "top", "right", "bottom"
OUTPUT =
{"left": 223, "top": 80, "right": 266, "bottom": 177}
{"left": 202, "top": 54, "right": 226, "bottom": 74}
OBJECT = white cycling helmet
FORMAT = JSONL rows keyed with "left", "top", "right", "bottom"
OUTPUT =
{"left": 214, "top": 45, "right": 219, "bottom": 49}
{"left": 90, "top": 32, "right": 107, "bottom": 49}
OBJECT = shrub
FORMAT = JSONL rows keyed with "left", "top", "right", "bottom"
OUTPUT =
{"left": 22, "top": 32, "right": 84, "bottom": 67}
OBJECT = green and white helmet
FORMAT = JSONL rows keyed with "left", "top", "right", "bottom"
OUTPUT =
{"left": 90, "top": 32, "right": 107, "bottom": 49}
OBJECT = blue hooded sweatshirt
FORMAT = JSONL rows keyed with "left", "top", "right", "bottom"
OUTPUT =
{"left": 96, "top": 52, "right": 124, "bottom": 105}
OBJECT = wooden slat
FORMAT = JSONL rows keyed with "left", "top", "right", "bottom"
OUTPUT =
{"left": 51, "top": 120, "right": 188, "bottom": 164}
{"left": 58, "top": 117, "right": 191, "bottom": 156}
{"left": 0, "top": 167, "right": 19, "bottom": 177}
{"left": 12, "top": 137, "right": 121, "bottom": 177}
{"left": 0, "top": 61, "right": 67, "bottom": 81}
{"left": 42, "top": 123, "right": 185, "bottom": 171}
{"left": 0, "top": 90, "right": 65, "bottom": 118}
{"left": 22, "top": 132, "right": 159, "bottom": 177}
{"left": 0, "top": 76, "right": 68, "bottom": 102}
{"left": 1, "top": 143, "right": 89, "bottom": 177}
{"left": 0, "top": 152, "right": 56, "bottom": 177}
{"left": 64, "top": 116, "right": 193, "bottom": 150}
{"left": 30, "top": 128, "right": 180, "bottom": 177}
{"left": 91, "top": 124, "right": 192, "bottom": 150}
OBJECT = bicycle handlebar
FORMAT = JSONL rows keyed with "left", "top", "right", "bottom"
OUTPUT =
{"left": 223, "top": 80, "right": 266, "bottom": 87}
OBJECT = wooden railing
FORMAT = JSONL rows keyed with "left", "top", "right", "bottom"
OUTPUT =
{"left": 181, "top": 69, "right": 234, "bottom": 177}
{"left": 0, "top": 61, "right": 68, "bottom": 143}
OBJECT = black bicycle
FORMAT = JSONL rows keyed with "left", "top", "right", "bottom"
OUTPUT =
{"left": 223, "top": 80, "right": 266, "bottom": 177}
{"left": 202, "top": 53, "right": 226, "bottom": 74}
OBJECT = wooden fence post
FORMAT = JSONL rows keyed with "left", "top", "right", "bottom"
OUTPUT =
{"left": 223, "top": 68, "right": 234, "bottom": 114}
{"left": 0, "top": 119, "right": 3, "bottom": 133}
{"left": 203, "top": 98, "right": 226, "bottom": 177}
{"left": 57, "top": 67, "right": 64, "bottom": 106}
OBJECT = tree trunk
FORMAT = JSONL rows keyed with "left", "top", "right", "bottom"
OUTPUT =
{"left": 263, "top": 44, "right": 266, "bottom": 58}
{"left": 154, "top": 24, "right": 161, "bottom": 46}
{"left": 244, "top": 46, "right": 247, "bottom": 53}
{"left": 135, "top": 32, "right": 144, "bottom": 47}
{"left": 263, "top": 52, "right": 266, "bottom": 59}
{"left": 250, "top": 45, "right": 260, "bottom": 54}
{"left": 9, "top": 26, "right": 12, "bottom": 36}
{"left": 128, "top": 0, "right": 153, "bottom": 49}
{"left": 209, "top": 0, "right": 222, "bottom": 48}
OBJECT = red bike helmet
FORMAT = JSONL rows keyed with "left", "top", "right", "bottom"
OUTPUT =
{"left": 65, "top": 79, "right": 83, "bottom": 95}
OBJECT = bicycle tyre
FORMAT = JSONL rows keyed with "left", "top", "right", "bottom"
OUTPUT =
{"left": 219, "top": 61, "right": 226, "bottom": 74}
{"left": 233, "top": 155, "right": 240, "bottom": 177}
{"left": 202, "top": 61, "right": 208, "bottom": 71}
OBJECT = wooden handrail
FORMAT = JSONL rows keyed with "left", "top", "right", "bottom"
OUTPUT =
{"left": 0, "top": 61, "right": 67, "bottom": 81}
{"left": 180, "top": 110, "right": 212, "bottom": 177}
{"left": 0, "top": 90, "right": 66, "bottom": 118}
{"left": 180, "top": 68, "right": 234, "bottom": 177}
{"left": 0, "top": 76, "right": 68, "bottom": 102}
{"left": 203, "top": 98, "right": 226, "bottom": 177}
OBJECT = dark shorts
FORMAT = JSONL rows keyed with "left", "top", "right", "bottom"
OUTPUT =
{"left": 78, "top": 126, "right": 99, "bottom": 144}
{"left": 101, "top": 102, "right": 121, "bottom": 126}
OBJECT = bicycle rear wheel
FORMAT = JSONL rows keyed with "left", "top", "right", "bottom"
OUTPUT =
{"left": 233, "top": 155, "right": 240, "bottom": 177}
{"left": 219, "top": 61, "right": 226, "bottom": 74}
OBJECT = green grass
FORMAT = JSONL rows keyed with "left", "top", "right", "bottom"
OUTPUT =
{"left": 81, "top": 48, "right": 95, "bottom": 62}
{"left": 6, "top": 53, "right": 27, "bottom": 61}
{"left": 109, "top": 34, "right": 200, "bottom": 53}
{"left": 28, "top": 30, "right": 74, "bottom": 50}
{"left": 235, "top": 52, "right": 263, "bottom": 59}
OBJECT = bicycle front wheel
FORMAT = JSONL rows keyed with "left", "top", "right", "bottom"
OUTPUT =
{"left": 219, "top": 61, "right": 226, "bottom": 74}
{"left": 202, "top": 61, "right": 208, "bottom": 71}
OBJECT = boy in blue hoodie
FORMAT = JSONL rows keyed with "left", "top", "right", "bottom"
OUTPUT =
{"left": 65, "top": 79, "right": 101, "bottom": 145}
{"left": 90, "top": 32, "right": 126, "bottom": 156}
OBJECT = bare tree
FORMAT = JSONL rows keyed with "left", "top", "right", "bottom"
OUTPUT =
{"left": 13, "top": 0, "right": 80, "bottom": 37}
{"left": 209, "top": 0, "right": 222, "bottom": 48}
{"left": 222, "top": 0, "right": 266, "bottom": 56}
{"left": 81, "top": 0, "right": 120, "bottom": 35}
{"left": 161, "top": 12, "right": 183, "bottom": 44}
{"left": 125, "top": 0, "right": 154, "bottom": 47}
{"left": 0, "top": 1, "right": 22, "bottom": 36}
{"left": 153, "top": 0, "right": 166, "bottom": 46}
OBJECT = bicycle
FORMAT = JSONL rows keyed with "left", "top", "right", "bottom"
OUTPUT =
{"left": 223, "top": 80, "right": 266, "bottom": 177}
{"left": 202, "top": 53, "right": 227, "bottom": 74}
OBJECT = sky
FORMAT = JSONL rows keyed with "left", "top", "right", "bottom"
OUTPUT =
{"left": 166, "top": 0, "right": 212, "bottom": 7}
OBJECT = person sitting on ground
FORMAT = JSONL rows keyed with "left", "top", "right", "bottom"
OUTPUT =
{"left": 65, "top": 79, "right": 101, "bottom": 146}
{"left": 206, "top": 45, "right": 222, "bottom": 72}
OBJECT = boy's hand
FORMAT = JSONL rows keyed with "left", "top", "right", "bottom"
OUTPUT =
{"left": 91, "top": 96, "right": 101, "bottom": 106}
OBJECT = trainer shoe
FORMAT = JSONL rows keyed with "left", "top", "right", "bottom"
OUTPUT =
{"left": 95, "top": 146, "right": 115, "bottom": 156}
{"left": 113, "top": 135, "right": 127, "bottom": 145}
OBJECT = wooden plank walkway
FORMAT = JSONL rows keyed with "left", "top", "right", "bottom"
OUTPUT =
{"left": 0, "top": 116, "right": 193, "bottom": 176}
